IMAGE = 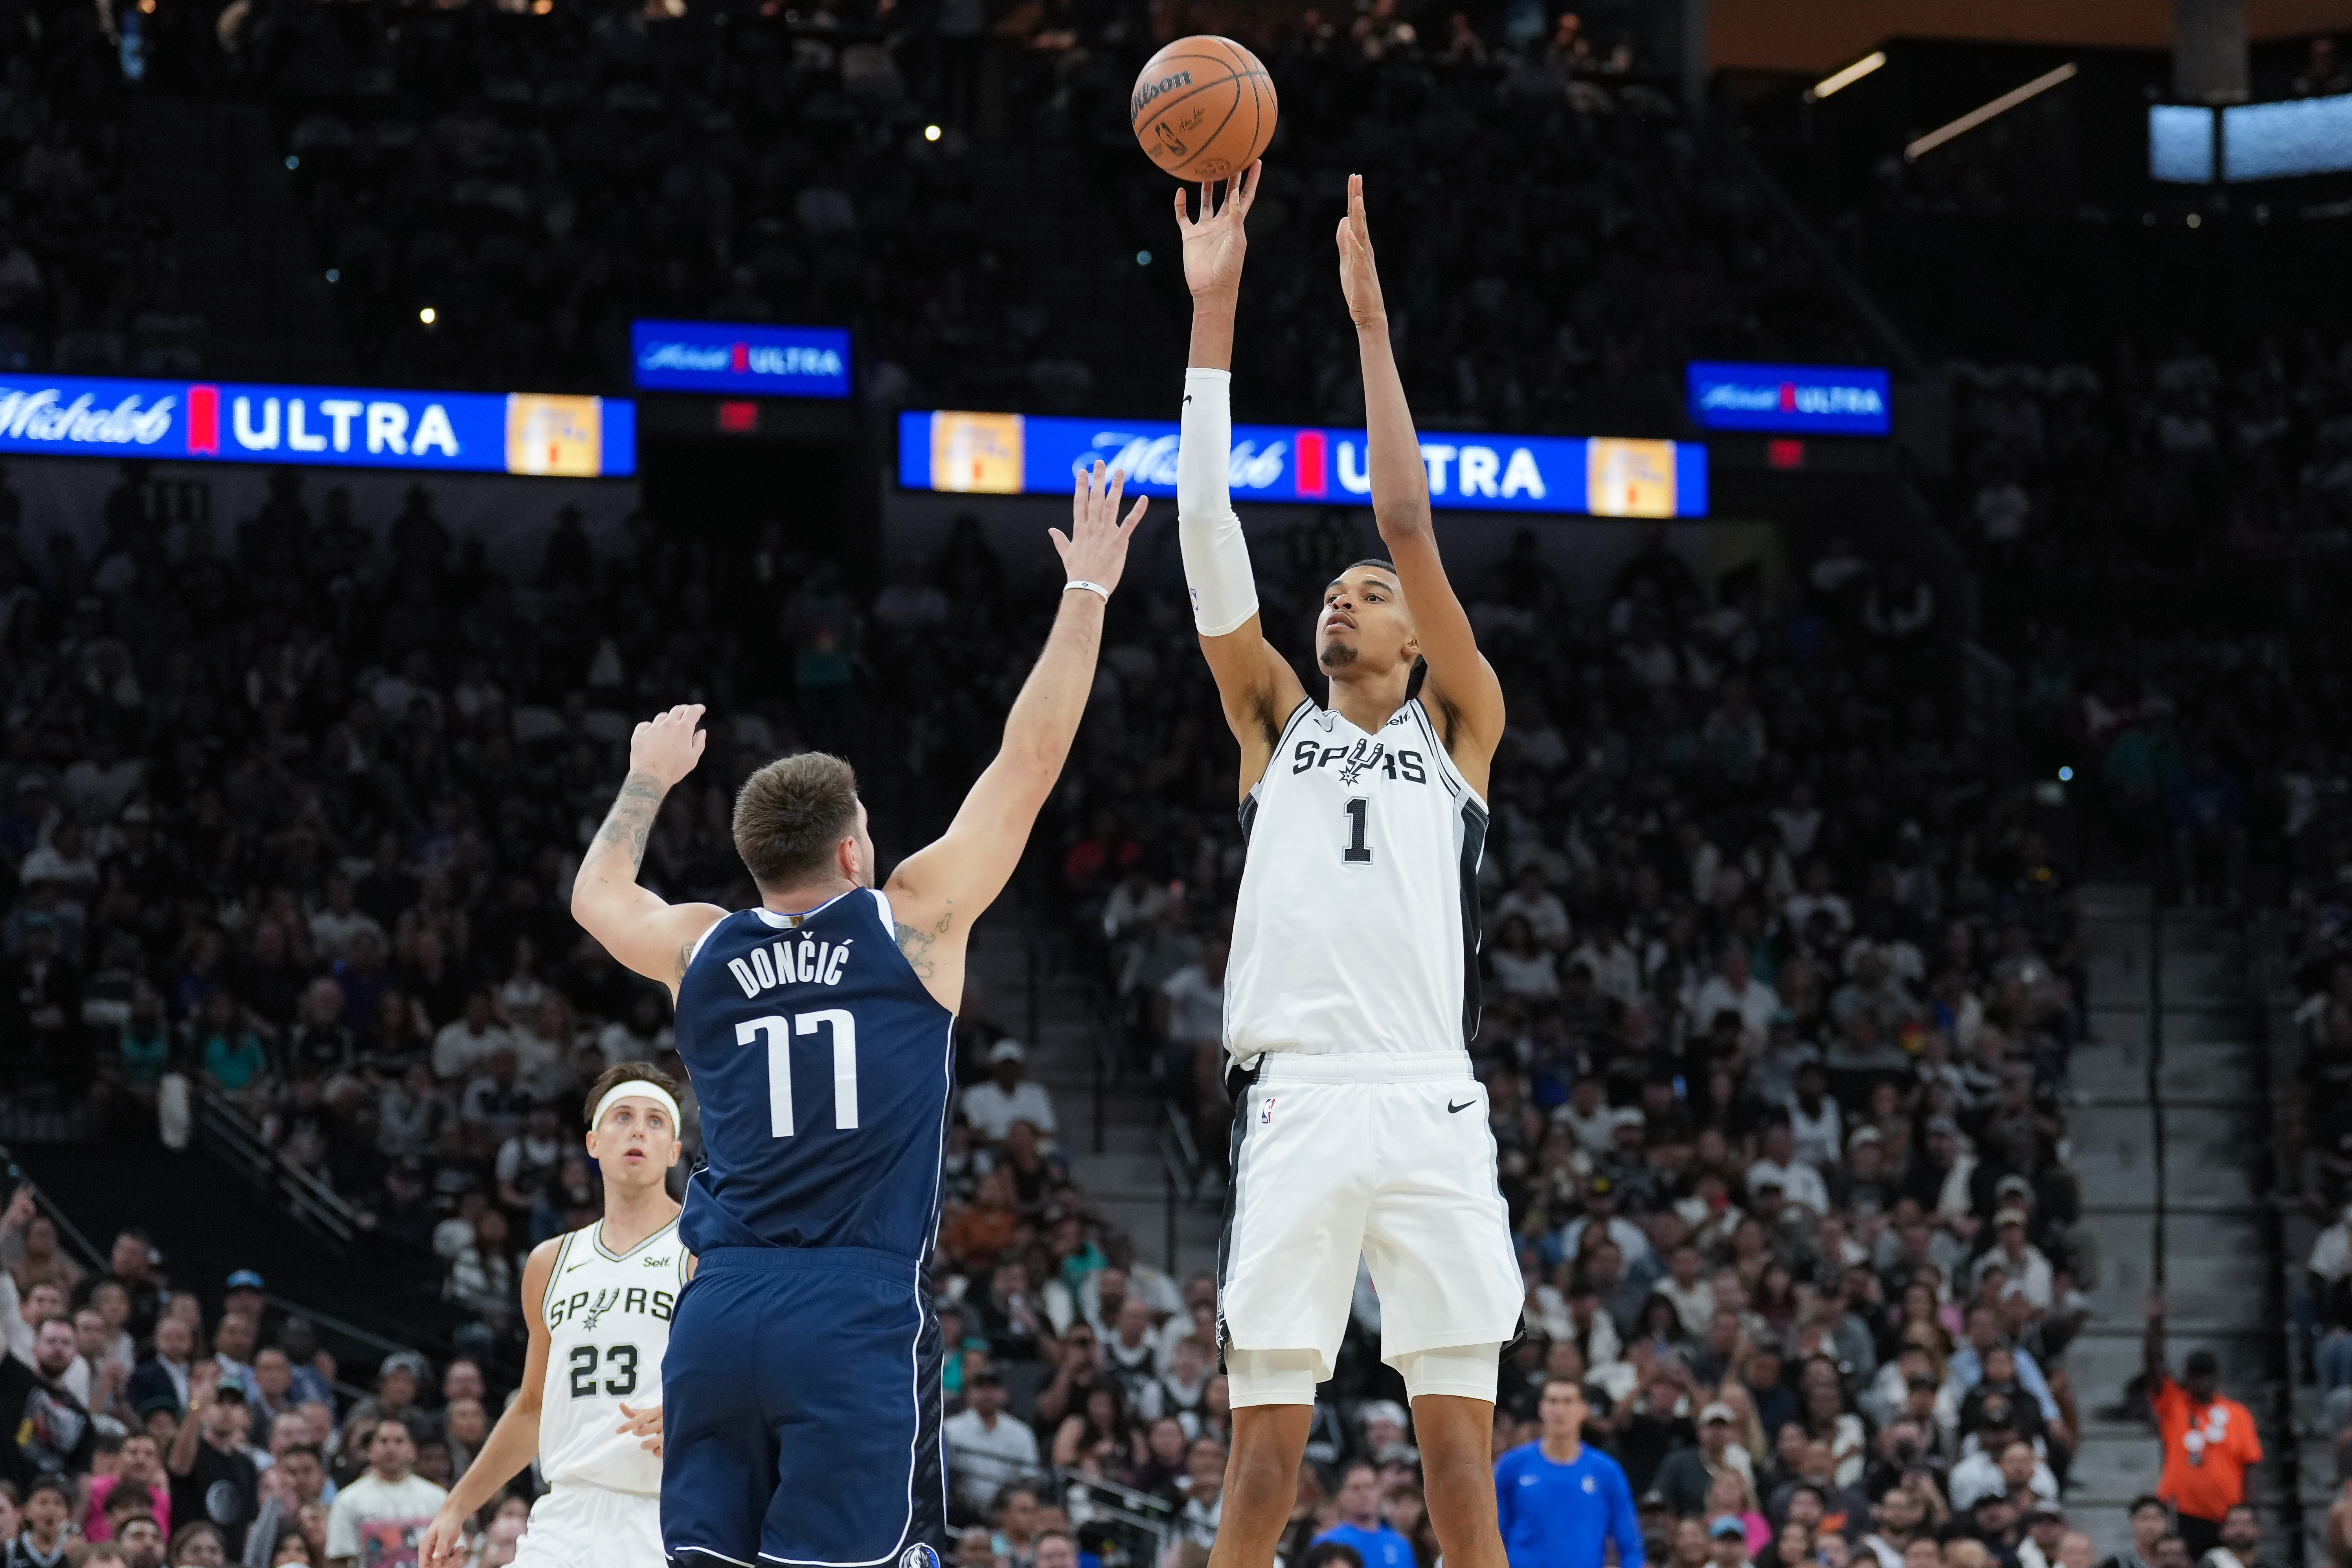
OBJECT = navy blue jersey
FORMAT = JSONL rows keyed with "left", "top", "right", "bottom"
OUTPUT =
{"left": 673, "top": 890, "right": 956, "bottom": 1261}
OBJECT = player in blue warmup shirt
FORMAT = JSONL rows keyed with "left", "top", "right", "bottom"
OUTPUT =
{"left": 569, "top": 463, "right": 1148, "bottom": 1568}
{"left": 1493, "top": 1381, "right": 1644, "bottom": 1568}
{"left": 1314, "top": 1463, "right": 1419, "bottom": 1568}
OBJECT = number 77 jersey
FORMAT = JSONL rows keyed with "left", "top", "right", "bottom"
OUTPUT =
{"left": 1225, "top": 697, "right": 1491, "bottom": 1061}
{"left": 672, "top": 889, "right": 957, "bottom": 1259}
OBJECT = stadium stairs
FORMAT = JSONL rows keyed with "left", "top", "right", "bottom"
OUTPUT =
{"left": 972, "top": 907, "right": 1221, "bottom": 1280}
{"left": 2064, "top": 885, "right": 2301, "bottom": 1555}
{"left": 2258, "top": 916, "right": 2339, "bottom": 1564}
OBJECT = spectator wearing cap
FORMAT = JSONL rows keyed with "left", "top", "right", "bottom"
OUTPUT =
{"left": 225, "top": 1266, "right": 268, "bottom": 1317}
{"left": 943, "top": 1371, "right": 1040, "bottom": 1517}
{"left": 1495, "top": 1377, "right": 1643, "bottom": 1568}
{"left": 2143, "top": 1294, "right": 2261, "bottom": 1557}
{"left": 2016, "top": 1499, "right": 2067, "bottom": 1568}
{"left": 1706, "top": 1515, "right": 1756, "bottom": 1568}
{"left": 1972, "top": 1211, "right": 2054, "bottom": 1310}
{"left": 960, "top": 1042, "right": 1058, "bottom": 1144}
{"left": 1654, "top": 1402, "right": 1744, "bottom": 1518}
{"left": 344, "top": 1355, "right": 425, "bottom": 1431}
{"left": 165, "top": 1361, "right": 256, "bottom": 1554}
{"left": 1560, "top": 1176, "right": 1655, "bottom": 1270}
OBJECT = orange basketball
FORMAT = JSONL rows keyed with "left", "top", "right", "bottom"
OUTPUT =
{"left": 1130, "top": 36, "right": 1277, "bottom": 184}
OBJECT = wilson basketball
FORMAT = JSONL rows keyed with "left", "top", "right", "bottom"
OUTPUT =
{"left": 1130, "top": 36, "right": 1277, "bottom": 183}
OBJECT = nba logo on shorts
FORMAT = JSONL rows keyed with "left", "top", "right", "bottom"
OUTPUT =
{"left": 901, "top": 1546, "right": 943, "bottom": 1568}
{"left": 1261, "top": 1096, "right": 1275, "bottom": 1124}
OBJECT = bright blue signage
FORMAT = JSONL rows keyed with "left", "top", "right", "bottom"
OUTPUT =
{"left": 898, "top": 410, "right": 1706, "bottom": 518}
{"left": 630, "top": 320, "right": 852, "bottom": 397}
{"left": 1687, "top": 361, "right": 1892, "bottom": 437}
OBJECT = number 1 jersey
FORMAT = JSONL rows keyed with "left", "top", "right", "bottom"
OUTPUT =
{"left": 1225, "top": 697, "right": 1490, "bottom": 1060}
{"left": 673, "top": 890, "right": 956, "bottom": 1260}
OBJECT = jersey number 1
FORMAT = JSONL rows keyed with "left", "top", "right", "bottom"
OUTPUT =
{"left": 1342, "top": 798, "right": 1374, "bottom": 865}
{"left": 739, "top": 1011, "right": 860, "bottom": 1137}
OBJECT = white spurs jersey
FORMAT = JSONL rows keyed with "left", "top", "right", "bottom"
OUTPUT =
{"left": 1224, "top": 697, "right": 1488, "bottom": 1059}
{"left": 538, "top": 1217, "right": 685, "bottom": 1495}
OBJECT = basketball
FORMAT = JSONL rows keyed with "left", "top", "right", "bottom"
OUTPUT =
{"left": 1130, "top": 35, "right": 1278, "bottom": 183}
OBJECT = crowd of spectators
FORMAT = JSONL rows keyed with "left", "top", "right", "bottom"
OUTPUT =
{"left": 0, "top": 0, "right": 204, "bottom": 381}
{"left": 1951, "top": 335, "right": 2352, "bottom": 644}
{"left": 1086, "top": 36, "right": 1874, "bottom": 438}
{"left": 79, "top": 0, "right": 1879, "bottom": 439}
{"left": 1946, "top": 333, "right": 2352, "bottom": 904}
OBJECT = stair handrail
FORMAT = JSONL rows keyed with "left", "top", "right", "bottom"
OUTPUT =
{"left": 195, "top": 1094, "right": 360, "bottom": 1247}
{"left": 0, "top": 1144, "right": 110, "bottom": 1271}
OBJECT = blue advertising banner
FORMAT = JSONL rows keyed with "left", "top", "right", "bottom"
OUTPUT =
{"left": 0, "top": 374, "right": 636, "bottom": 476}
{"left": 1686, "top": 361, "right": 1892, "bottom": 437}
{"left": 630, "top": 320, "right": 852, "bottom": 398}
{"left": 897, "top": 410, "right": 1707, "bottom": 518}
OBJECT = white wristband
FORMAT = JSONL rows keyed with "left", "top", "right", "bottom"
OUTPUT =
{"left": 1064, "top": 580, "right": 1111, "bottom": 601}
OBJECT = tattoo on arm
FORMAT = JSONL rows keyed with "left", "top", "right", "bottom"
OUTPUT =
{"left": 677, "top": 941, "right": 696, "bottom": 980}
{"left": 893, "top": 903, "right": 954, "bottom": 980}
{"left": 591, "top": 773, "right": 667, "bottom": 875}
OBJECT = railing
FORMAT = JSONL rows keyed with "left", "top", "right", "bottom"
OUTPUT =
{"left": 2244, "top": 912, "right": 2306, "bottom": 1567}
{"left": 1058, "top": 1468, "right": 1179, "bottom": 1568}
{"left": 195, "top": 1094, "right": 359, "bottom": 1248}
{"left": 1156, "top": 1103, "right": 1207, "bottom": 1274}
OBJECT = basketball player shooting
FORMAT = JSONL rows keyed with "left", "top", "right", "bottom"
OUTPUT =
{"left": 418, "top": 1063, "right": 687, "bottom": 1568}
{"left": 561, "top": 464, "right": 1145, "bottom": 1568}
{"left": 1172, "top": 167, "right": 1520, "bottom": 1568}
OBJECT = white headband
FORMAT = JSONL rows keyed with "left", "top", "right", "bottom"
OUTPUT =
{"left": 591, "top": 1081, "right": 683, "bottom": 1135}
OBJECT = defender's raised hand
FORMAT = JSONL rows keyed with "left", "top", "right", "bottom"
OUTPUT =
{"left": 1175, "top": 158, "right": 1262, "bottom": 302}
{"left": 628, "top": 704, "right": 707, "bottom": 790}
{"left": 1335, "top": 172, "right": 1388, "bottom": 329}
{"left": 1053, "top": 461, "right": 1148, "bottom": 598}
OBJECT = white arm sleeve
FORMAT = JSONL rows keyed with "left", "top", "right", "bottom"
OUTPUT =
{"left": 1176, "top": 367, "right": 1259, "bottom": 636}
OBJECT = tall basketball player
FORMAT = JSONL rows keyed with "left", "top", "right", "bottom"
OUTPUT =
{"left": 566, "top": 464, "right": 1146, "bottom": 1568}
{"left": 417, "top": 1062, "right": 687, "bottom": 1568}
{"left": 1171, "top": 166, "right": 1519, "bottom": 1568}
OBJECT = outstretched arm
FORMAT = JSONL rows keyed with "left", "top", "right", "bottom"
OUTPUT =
{"left": 1336, "top": 173, "right": 1505, "bottom": 792}
{"left": 884, "top": 462, "right": 1146, "bottom": 1012}
{"left": 2143, "top": 1290, "right": 2169, "bottom": 1394}
{"left": 571, "top": 706, "right": 729, "bottom": 999}
{"left": 419, "top": 1242, "right": 559, "bottom": 1568}
{"left": 1174, "top": 161, "right": 1306, "bottom": 798}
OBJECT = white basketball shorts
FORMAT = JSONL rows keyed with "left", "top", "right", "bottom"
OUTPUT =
{"left": 1215, "top": 1051, "right": 1523, "bottom": 1386}
{"left": 513, "top": 1483, "right": 664, "bottom": 1568}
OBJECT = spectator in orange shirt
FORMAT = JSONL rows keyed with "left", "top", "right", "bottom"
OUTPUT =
{"left": 2143, "top": 1294, "right": 2262, "bottom": 1556}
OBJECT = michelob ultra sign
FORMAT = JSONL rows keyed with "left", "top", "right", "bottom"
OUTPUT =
{"left": 0, "top": 373, "right": 636, "bottom": 476}
{"left": 899, "top": 410, "right": 1706, "bottom": 518}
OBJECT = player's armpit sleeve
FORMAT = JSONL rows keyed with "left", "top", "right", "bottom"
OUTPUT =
{"left": 1177, "top": 367, "right": 1259, "bottom": 636}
